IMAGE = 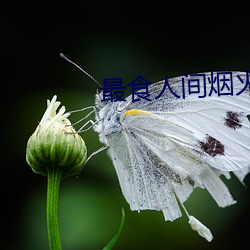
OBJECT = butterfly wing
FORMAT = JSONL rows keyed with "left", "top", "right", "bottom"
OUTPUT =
{"left": 123, "top": 71, "right": 250, "bottom": 174}
{"left": 106, "top": 123, "right": 182, "bottom": 221}
{"left": 109, "top": 110, "right": 236, "bottom": 220}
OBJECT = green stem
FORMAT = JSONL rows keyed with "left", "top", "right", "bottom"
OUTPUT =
{"left": 47, "top": 165, "right": 63, "bottom": 250}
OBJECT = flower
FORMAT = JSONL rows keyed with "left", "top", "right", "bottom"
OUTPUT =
{"left": 26, "top": 95, "right": 87, "bottom": 178}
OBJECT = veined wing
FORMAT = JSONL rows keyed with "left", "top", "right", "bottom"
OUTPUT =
{"left": 121, "top": 72, "right": 250, "bottom": 174}
{"left": 107, "top": 126, "right": 182, "bottom": 221}
{"left": 108, "top": 111, "right": 237, "bottom": 222}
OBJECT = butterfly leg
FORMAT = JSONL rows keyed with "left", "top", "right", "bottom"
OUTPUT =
{"left": 70, "top": 106, "right": 96, "bottom": 125}
{"left": 68, "top": 106, "right": 100, "bottom": 132}
{"left": 77, "top": 145, "right": 108, "bottom": 176}
{"left": 85, "top": 145, "right": 108, "bottom": 165}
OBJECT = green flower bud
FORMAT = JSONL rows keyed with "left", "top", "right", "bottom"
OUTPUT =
{"left": 26, "top": 95, "right": 87, "bottom": 178}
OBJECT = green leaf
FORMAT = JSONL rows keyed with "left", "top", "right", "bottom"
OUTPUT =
{"left": 102, "top": 208, "right": 125, "bottom": 250}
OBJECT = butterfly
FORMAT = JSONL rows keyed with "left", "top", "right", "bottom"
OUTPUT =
{"left": 61, "top": 55, "right": 250, "bottom": 241}
{"left": 91, "top": 71, "right": 250, "bottom": 241}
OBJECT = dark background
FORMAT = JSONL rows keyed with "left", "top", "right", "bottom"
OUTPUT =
{"left": 2, "top": 1, "right": 250, "bottom": 250}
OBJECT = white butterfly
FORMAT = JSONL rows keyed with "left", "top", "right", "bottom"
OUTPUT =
{"left": 84, "top": 71, "right": 249, "bottom": 242}
{"left": 60, "top": 53, "right": 250, "bottom": 242}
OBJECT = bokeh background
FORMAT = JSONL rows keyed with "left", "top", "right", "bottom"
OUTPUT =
{"left": 2, "top": 1, "right": 250, "bottom": 250}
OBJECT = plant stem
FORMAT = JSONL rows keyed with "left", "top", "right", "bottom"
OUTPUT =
{"left": 47, "top": 165, "right": 63, "bottom": 250}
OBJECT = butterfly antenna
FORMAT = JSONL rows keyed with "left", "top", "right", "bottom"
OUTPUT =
{"left": 60, "top": 53, "right": 102, "bottom": 88}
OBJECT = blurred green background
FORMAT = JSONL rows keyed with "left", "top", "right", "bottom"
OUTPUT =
{"left": 2, "top": 1, "right": 250, "bottom": 250}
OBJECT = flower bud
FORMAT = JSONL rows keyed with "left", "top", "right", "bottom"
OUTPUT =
{"left": 26, "top": 95, "right": 87, "bottom": 178}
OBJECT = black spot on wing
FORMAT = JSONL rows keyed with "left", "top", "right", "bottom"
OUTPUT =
{"left": 199, "top": 135, "right": 225, "bottom": 157}
{"left": 224, "top": 111, "right": 243, "bottom": 130}
{"left": 186, "top": 177, "right": 195, "bottom": 186}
